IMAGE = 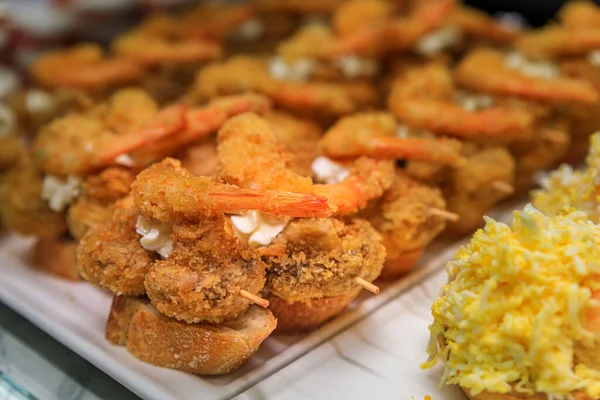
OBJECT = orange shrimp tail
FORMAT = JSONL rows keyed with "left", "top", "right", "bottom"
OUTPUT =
{"left": 364, "top": 136, "right": 463, "bottom": 166}
{"left": 208, "top": 189, "right": 336, "bottom": 218}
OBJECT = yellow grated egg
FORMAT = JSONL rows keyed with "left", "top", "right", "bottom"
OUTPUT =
{"left": 532, "top": 132, "right": 600, "bottom": 222}
{"left": 422, "top": 205, "right": 600, "bottom": 399}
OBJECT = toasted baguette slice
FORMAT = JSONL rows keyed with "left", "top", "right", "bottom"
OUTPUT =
{"left": 267, "top": 289, "right": 360, "bottom": 334}
{"left": 32, "top": 238, "right": 79, "bottom": 280}
{"left": 379, "top": 248, "right": 423, "bottom": 280}
{"left": 463, "top": 387, "right": 593, "bottom": 400}
{"left": 106, "top": 295, "right": 277, "bottom": 375}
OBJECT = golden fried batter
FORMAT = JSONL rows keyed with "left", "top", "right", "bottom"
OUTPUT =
{"left": 263, "top": 217, "right": 385, "bottom": 302}
{"left": 144, "top": 218, "right": 266, "bottom": 324}
{"left": 0, "top": 135, "right": 23, "bottom": 171}
{"left": 0, "top": 157, "right": 67, "bottom": 238}
{"left": 362, "top": 172, "right": 447, "bottom": 260}
{"left": 68, "top": 167, "right": 135, "bottom": 240}
{"left": 77, "top": 196, "right": 155, "bottom": 295}
{"left": 264, "top": 111, "right": 322, "bottom": 176}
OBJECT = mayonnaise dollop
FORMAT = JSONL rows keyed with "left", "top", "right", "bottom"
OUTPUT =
{"left": 504, "top": 51, "right": 559, "bottom": 79}
{"left": 25, "top": 90, "right": 54, "bottom": 115}
{"left": 135, "top": 215, "right": 173, "bottom": 258}
{"left": 268, "top": 56, "right": 317, "bottom": 82}
{"left": 337, "top": 55, "right": 378, "bottom": 79}
{"left": 41, "top": 175, "right": 81, "bottom": 212}
{"left": 0, "top": 103, "right": 15, "bottom": 137}
{"left": 414, "top": 26, "right": 462, "bottom": 57}
{"left": 311, "top": 156, "right": 350, "bottom": 185}
{"left": 230, "top": 210, "right": 287, "bottom": 247}
{"left": 454, "top": 90, "right": 494, "bottom": 112}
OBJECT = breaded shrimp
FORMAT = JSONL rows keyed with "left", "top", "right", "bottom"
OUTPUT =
{"left": 218, "top": 113, "right": 395, "bottom": 215}
{"left": 263, "top": 217, "right": 385, "bottom": 302}
{"left": 68, "top": 167, "right": 135, "bottom": 240}
{"left": 0, "top": 135, "right": 23, "bottom": 171}
{"left": 388, "top": 63, "right": 534, "bottom": 144}
{"left": 144, "top": 217, "right": 266, "bottom": 323}
{"left": 264, "top": 111, "right": 322, "bottom": 176}
{"left": 77, "top": 196, "right": 155, "bottom": 295}
{"left": 131, "top": 158, "right": 335, "bottom": 223}
{"left": 0, "top": 156, "right": 68, "bottom": 238}
{"left": 361, "top": 172, "right": 447, "bottom": 276}
{"left": 455, "top": 48, "right": 599, "bottom": 104}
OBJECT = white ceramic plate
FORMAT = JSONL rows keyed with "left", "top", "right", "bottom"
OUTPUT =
{"left": 0, "top": 199, "right": 526, "bottom": 400}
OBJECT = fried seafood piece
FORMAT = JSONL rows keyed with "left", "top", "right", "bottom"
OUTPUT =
{"left": 388, "top": 63, "right": 534, "bottom": 144}
{"left": 144, "top": 218, "right": 267, "bottom": 324}
{"left": 558, "top": 0, "right": 600, "bottom": 30}
{"left": 68, "top": 167, "right": 135, "bottom": 241}
{"left": 218, "top": 113, "right": 395, "bottom": 215}
{"left": 262, "top": 217, "right": 385, "bottom": 332}
{"left": 517, "top": 26, "right": 600, "bottom": 61}
{"left": 253, "top": 0, "right": 349, "bottom": 14}
{"left": 0, "top": 134, "right": 23, "bottom": 171}
{"left": 448, "top": 6, "right": 520, "bottom": 48}
{"left": 455, "top": 48, "right": 599, "bottom": 104}
{"left": 264, "top": 111, "right": 322, "bottom": 176}
{"left": 191, "top": 56, "right": 377, "bottom": 117}
{"left": 77, "top": 196, "right": 155, "bottom": 295}
{"left": 178, "top": 135, "right": 219, "bottom": 177}
{"left": 361, "top": 172, "right": 447, "bottom": 279}
{"left": 320, "top": 112, "right": 464, "bottom": 166}
{"left": 0, "top": 157, "right": 68, "bottom": 238}
{"left": 31, "top": 44, "right": 142, "bottom": 92}
{"left": 106, "top": 296, "right": 276, "bottom": 375}
{"left": 132, "top": 158, "right": 335, "bottom": 223}
{"left": 407, "top": 144, "right": 516, "bottom": 236}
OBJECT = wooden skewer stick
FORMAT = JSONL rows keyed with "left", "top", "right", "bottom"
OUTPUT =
{"left": 492, "top": 180, "right": 514, "bottom": 195}
{"left": 240, "top": 290, "right": 270, "bottom": 308}
{"left": 354, "top": 277, "right": 380, "bottom": 294}
{"left": 429, "top": 208, "right": 459, "bottom": 222}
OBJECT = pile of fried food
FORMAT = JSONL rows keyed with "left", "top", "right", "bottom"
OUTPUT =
{"left": 2, "top": 0, "right": 600, "bottom": 378}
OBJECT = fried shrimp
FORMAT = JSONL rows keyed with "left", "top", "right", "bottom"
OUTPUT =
{"left": 144, "top": 218, "right": 266, "bottom": 323}
{"left": 0, "top": 156, "right": 68, "bottom": 238}
{"left": 361, "top": 172, "right": 447, "bottom": 278}
{"left": 131, "top": 158, "right": 335, "bottom": 223}
{"left": 33, "top": 89, "right": 185, "bottom": 177}
{"left": 77, "top": 196, "right": 155, "bottom": 295}
{"left": 263, "top": 111, "right": 322, "bottom": 176}
{"left": 263, "top": 217, "right": 385, "bottom": 302}
{"left": 558, "top": 0, "right": 600, "bottom": 30}
{"left": 455, "top": 48, "right": 600, "bottom": 104}
{"left": 388, "top": 63, "right": 534, "bottom": 144}
{"left": 68, "top": 167, "right": 135, "bottom": 240}
{"left": 31, "top": 44, "right": 142, "bottom": 91}
{"left": 517, "top": 26, "right": 600, "bottom": 60}
{"left": 320, "top": 112, "right": 464, "bottom": 166}
{"left": 218, "top": 113, "right": 395, "bottom": 215}
{"left": 449, "top": 6, "right": 520, "bottom": 47}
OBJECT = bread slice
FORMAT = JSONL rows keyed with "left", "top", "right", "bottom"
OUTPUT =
{"left": 106, "top": 295, "right": 277, "bottom": 375}
{"left": 267, "top": 289, "right": 360, "bottom": 334}
{"left": 379, "top": 248, "right": 423, "bottom": 280}
{"left": 32, "top": 237, "right": 79, "bottom": 280}
{"left": 463, "top": 387, "right": 593, "bottom": 400}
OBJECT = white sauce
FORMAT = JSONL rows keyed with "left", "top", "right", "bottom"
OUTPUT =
{"left": 114, "top": 154, "right": 135, "bottom": 167}
{"left": 25, "top": 90, "right": 54, "bottom": 115}
{"left": 0, "top": 68, "right": 19, "bottom": 99}
{"left": 454, "top": 90, "right": 495, "bottom": 112}
{"left": 414, "top": 26, "right": 462, "bottom": 57}
{"left": 504, "top": 51, "right": 559, "bottom": 79}
{"left": 230, "top": 210, "right": 287, "bottom": 247}
{"left": 337, "top": 55, "right": 378, "bottom": 79}
{"left": 135, "top": 215, "right": 173, "bottom": 259}
{"left": 311, "top": 156, "right": 350, "bottom": 185}
{"left": 0, "top": 103, "right": 15, "bottom": 137}
{"left": 234, "top": 18, "right": 264, "bottom": 41}
{"left": 268, "top": 56, "right": 317, "bottom": 82}
{"left": 41, "top": 175, "right": 81, "bottom": 212}
{"left": 588, "top": 50, "right": 600, "bottom": 67}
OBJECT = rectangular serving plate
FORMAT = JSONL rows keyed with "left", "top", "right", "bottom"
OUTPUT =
{"left": 0, "top": 198, "right": 524, "bottom": 400}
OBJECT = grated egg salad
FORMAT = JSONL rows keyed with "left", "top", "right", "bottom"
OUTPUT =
{"left": 423, "top": 205, "right": 600, "bottom": 398}
{"left": 532, "top": 133, "right": 600, "bottom": 222}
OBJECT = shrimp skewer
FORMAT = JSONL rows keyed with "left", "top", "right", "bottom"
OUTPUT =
{"left": 320, "top": 112, "right": 464, "bottom": 166}
{"left": 131, "top": 158, "right": 335, "bottom": 222}
{"left": 388, "top": 63, "right": 534, "bottom": 143}
{"left": 455, "top": 48, "right": 600, "bottom": 104}
{"left": 217, "top": 113, "right": 395, "bottom": 215}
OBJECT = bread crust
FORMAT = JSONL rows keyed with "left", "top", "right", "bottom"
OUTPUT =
{"left": 379, "top": 248, "right": 423, "bottom": 280}
{"left": 463, "top": 387, "right": 594, "bottom": 400}
{"left": 32, "top": 237, "right": 79, "bottom": 280}
{"left": 267, "top": 290, "right": 360, "bottom": 334}
{"left": 106, "top": 295, "right": 277, "bottom": 375}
